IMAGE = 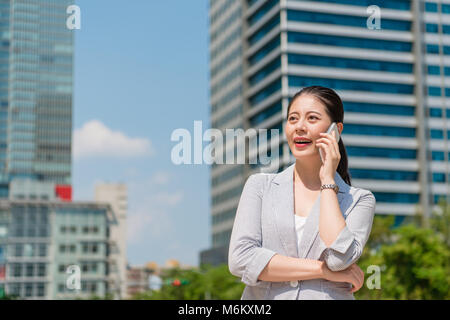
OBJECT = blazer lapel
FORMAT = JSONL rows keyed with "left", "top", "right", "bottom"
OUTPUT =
{"left": 271, "top": 164, "right": 297, "bottom": 257}
{"left": 271, "top": 163, "right": 350, "bottom": 259}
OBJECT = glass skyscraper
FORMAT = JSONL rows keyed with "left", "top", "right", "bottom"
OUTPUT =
{"left": 202, "top": 0, "right": 450, "bottom": 265}
{"left": 0, "top": 0, "right": 73, "bottom": 198}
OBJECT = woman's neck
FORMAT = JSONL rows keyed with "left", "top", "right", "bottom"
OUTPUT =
{"left": 294, "top": 160, "right": 322, "bottom": 190}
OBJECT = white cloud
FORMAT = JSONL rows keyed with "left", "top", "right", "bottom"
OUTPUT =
{"left": 73, "top": 120, "right": 154, "bottom": 159}
{"left": 153, "top": 191, "right": 183, "bottom": 207}
{"left": 127, "top": 207, "right": 173, "bottom": 245}
{"left": 127, "top": 192, "right": 183, "bottom": 245}
{"left": 126, "top": 183, "right": 184, "bottom": 244}
{"left": 150, "top": 171, "right": 171, "bottom": 185}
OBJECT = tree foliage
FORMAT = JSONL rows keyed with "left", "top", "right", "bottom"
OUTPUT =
{"left": 355, "top": 199, "right": 450, "bottom": 300}
{"left": 130, "top": 264, "right": 244, "bottom": 300}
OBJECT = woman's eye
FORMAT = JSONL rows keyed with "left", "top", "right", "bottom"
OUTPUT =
{"left": 289, "top": 116, "right": 297, "bottom": 121}
{"left": 310, "top": 116, "right": 318, "bottom": 120}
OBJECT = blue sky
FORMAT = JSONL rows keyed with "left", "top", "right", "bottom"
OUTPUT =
{"left": 72, "top": 1, "right": 210, "bottom": 267}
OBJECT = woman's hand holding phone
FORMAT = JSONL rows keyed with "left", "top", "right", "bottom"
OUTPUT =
{"left": 316, "top": 123, "right": 341, "bottom": 184}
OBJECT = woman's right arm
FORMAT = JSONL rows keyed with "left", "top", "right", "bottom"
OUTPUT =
{"left": 258, "top": 254, "right": 325, "bottom": 282}
{"left": 258, "top": 254, "right": 365, "bottom": 293}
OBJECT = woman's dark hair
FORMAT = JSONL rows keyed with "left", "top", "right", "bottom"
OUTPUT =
{"left": 286, "top": 86, "right": 352, "bottom": 186}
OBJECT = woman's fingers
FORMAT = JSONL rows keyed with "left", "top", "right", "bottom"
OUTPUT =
{"left": 320, "top": 132, "right": 340, "bottom": 158}
{"left": 348, "top": 265, "right": 364, "bottom": 293}
{"left": 350, "top": 268, "right": 362, "bottom": 291}
{"left": 317, "top": 136, "right": 336, "bottom": 159}
{"left": 330, "top": 131, "right": 340, "bottom": 157}
{"left": 317, "top": 142, "right": 333, "bottom": 164}
{"left": 354, "top": 274, "right": 364, "bottom": 293}
{"left": 353, "top": 264, "right": 364, "bottom": 284}
{"left": 344, "top": 268, "right": 358, "bottom": 291}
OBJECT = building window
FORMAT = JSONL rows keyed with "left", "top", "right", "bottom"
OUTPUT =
{"left": 14, "top": 244, "right": 23, "bottom": 257}
{"left": 12, "top": 264, "right": 21, "bottom": 277}
{"left": 37, "top": 264, "right": 46, "bottom": 277}
{"left": 38, "top": 244, "right": 46, "bottom": 257}
{"left": 37, "top": 284, "right": 45, "bottom": 297}
{"left": 82, "top": 282, "right": 97, "bottom": 294}
{"left": 82, "top": 243, "right": 99, "bottom": 254}
{"left": 24, "top": 244, "right": 33, "bottom": 257}
{"left": 82, "top": 262, "right": 98, "bottom": 273}
{"left": 39, "top": 226, "right": 48, "bottom": 237}
{"left": 25, "top": 283, "right": 33, "bottom": 297}
{"left": 26, "top": 264, "right": 34, "bottom": 277}
{"left": 9, "top": 283, "right": 20, "bottom": 296}
{"left": 27, "top": 228, "right": 36, "bottom": 237}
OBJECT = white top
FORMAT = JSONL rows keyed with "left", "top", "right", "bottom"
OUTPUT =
{"left": 294, "top": 214, "right": 308, "bottom": 250}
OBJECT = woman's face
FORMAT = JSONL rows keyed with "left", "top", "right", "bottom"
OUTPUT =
{"left": 285, "top": 94, "right": 340, "bottom": 160}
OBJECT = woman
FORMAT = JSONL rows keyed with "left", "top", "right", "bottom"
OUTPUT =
{"left": 228, "top": 86, "right": 376, "bottom": 300}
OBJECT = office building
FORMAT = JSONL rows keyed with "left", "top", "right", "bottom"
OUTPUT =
{"left": 95, "top": 183, "right": 127, "bottom": 299}
{"left": 0, "top": 197, "right": 119, "bottom": 299}
{"left": 0, "top": 0, "right": 73, "bottom": 198}
{"left": 202, "top": 0, "right": 450, "bottom": 265}
{"left": 126, "top": 264, "right": 153, "bottom": 298}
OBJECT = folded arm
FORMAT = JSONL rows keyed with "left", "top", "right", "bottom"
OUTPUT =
{"left": 317, "top": 191, "right": 376, "bottom": 271}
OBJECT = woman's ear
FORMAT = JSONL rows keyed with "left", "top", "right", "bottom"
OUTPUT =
{"left": 338, "top": 122, "right": 343, "bottom": 135}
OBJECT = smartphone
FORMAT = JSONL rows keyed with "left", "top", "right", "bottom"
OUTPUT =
{"left": 319, "top": 122, "right": 340, "bottom": 163}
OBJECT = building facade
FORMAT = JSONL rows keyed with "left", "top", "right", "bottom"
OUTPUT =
{"left": 0, "top": 0, "right": 73, "bottom": 198}
{"left": 0, "top": 199, "right": 118, "bottom": 299}
{"left": 205, "top": 0, "right": 246, "bottom": 266}
{"left": 202, "top": 0, "right": 450, "bottom": 265}
{"left": 94, "top": 183, "right": 127, "bottom": 299}
{"left": 126, "top": 264, "right": 152, "bottom": 298}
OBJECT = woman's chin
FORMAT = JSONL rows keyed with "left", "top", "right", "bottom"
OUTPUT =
{"left": 292, "top": 151, "right": 318, "bottom": 159}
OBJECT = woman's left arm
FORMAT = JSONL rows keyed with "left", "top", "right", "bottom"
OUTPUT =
{"left": 318, "top": 189, "right": 376, "bottom": 272}
{"left": 316, "top": 131, "right": 376, "bottom": 272}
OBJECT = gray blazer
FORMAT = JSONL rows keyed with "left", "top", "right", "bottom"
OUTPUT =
{"left": 228, "top": 163, "right": 376, "bottom": 300}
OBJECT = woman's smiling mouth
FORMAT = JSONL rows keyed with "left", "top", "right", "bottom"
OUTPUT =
{"left": 293, "top": 137, "right": 312, "bottom": 148}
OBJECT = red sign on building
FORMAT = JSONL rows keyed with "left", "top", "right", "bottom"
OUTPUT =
{"left": 55, "top": 185, "right": 72, "bottom": 202}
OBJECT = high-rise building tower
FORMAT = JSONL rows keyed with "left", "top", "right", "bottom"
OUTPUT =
{"left": 201, "top": 0, "right": 450, "bottom": 265}
{"left": 202, "top": 0, "right": 245, "bottom": 266}
{"left": 0, "top": 0, "right": 73, "bottom": 198}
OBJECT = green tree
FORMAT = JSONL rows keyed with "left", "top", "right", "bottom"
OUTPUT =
{"left": 355, "top": 199, "right": 450, "bottom": 300}
{"left": 130, "top": 264, "right": 244, "bottom": 300}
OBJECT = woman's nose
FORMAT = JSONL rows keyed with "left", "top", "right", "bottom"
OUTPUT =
{"left": 295, "top": 119, "right": 307, "bottom": 131}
